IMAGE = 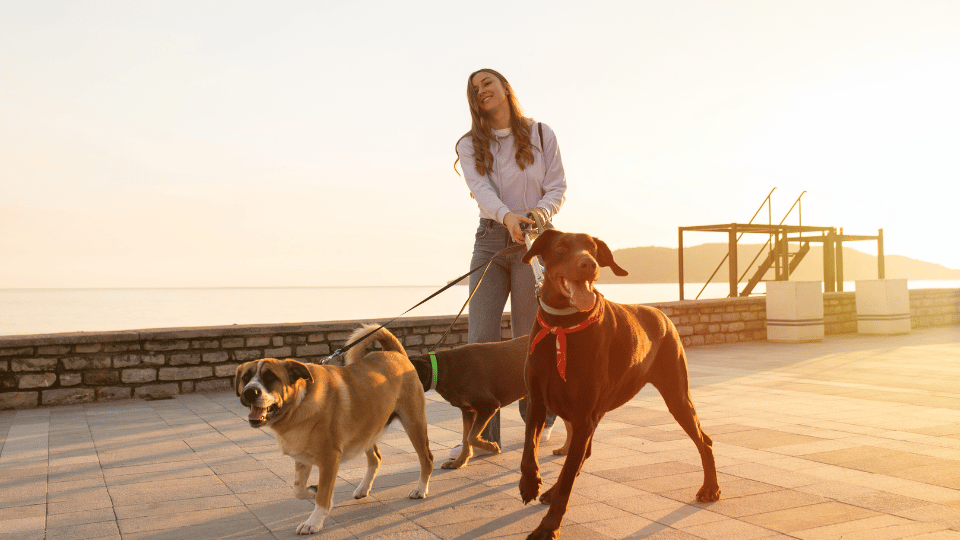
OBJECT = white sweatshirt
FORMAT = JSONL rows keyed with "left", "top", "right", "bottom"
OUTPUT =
{"left": 457, "top": 122, "right": 567, "bottom": 224}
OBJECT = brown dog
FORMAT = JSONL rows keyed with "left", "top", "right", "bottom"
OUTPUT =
{"left": 408, "top": 336, "right": 529, "bottom": 468}
{"left": 517, "top": 229, "right": 720, "bottom": 539}
{"left": 235, "top": 325, "right": 433, "bottom": 535}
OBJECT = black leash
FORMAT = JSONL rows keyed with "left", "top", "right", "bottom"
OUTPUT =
{"left": 430, "top": 244, "right": 515, "bottom": 350}
{"left": 320, "top": 243, "right": 526, "bottom": 365}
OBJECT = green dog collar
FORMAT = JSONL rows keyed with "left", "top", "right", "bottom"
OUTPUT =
{"left": 427, "top": 352, "right": 438, "bottom": 392}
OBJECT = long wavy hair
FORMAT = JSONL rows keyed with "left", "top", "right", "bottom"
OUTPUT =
{"left": 455, "top": 69, "right": 537, "bottom": 177}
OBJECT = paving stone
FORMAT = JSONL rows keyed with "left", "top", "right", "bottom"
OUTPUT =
{"left": 44, "top": 519, "right": 120, "bottom": 540}
{"left": 2, "top": 326, "right": 960, "bottom": 539}
{"left": 740, "top": 501, "right": 880, "bottom": 533}
{"left": 107, "top": 475, "right": 233, "bottom": 506}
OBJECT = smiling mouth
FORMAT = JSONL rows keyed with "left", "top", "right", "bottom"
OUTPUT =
{"left": 248, "top": 403, "right": 279, "bottom": 424}
{"left": 559, "top": 278, "right": 596, "bottom": 312}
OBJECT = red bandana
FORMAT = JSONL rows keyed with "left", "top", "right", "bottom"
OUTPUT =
{"left": 530, "top": 310, "right": 601, "bottom": 381}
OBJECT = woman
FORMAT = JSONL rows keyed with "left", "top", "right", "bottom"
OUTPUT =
{"left": 454, "top": 68, "right": 566, "bottom": 450}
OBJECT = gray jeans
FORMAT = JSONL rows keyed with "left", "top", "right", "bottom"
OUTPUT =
{"left": 468, "top": 219, "right": 556, "bottom": 444}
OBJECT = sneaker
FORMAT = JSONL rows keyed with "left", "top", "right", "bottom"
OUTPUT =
{"left": 542, "top": 425, "right": 553, "bottom": 443}
{"left": 448, "top": 445, "right": 463, "bottom": 459}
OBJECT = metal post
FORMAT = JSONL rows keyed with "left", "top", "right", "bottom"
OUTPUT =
{"left": 823, "top": 231, "right": 836, "bottom": 293}
{"left": 728, "top": 227, "right": 738, "bottom": 298}
{"left": 784, "top": 232, "right": 791, "bottom": 278}
{"left": 779, "top": 232, "right": 789, "bottom": 280}
{"left": 836, "top": 227, "right": 844, "bottom": 292}
{"left": 774, "top": 233, "right": 782, "bottom": 280}
{"left": 678, "top": 229, "right": 685, "bottom": 301}
{"left": 878, "top": 228, "right": 885, "bottom": 279}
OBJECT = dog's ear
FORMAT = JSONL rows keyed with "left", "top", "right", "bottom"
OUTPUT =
{"left": 234, "top": 363, "right": 247, "bottom": 397}
{"left": 522, "top": 229, "right": 561, "bottom": 264}
{"left": 283, "top": 359, "right": 314, "bottom": 384}
{"left": 594, "top": 237, "right": 629, "bottom": 276}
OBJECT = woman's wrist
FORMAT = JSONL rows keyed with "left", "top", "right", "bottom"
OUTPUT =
{"left": 529, "top": 207, "right": 547, "bottom": 224}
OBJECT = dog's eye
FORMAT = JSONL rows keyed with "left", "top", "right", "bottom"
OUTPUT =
{"left": 262, "top": 371, "right": 276, "bottom": 384}
{"left": 241, "top": 372, "right": 253, "bottom": 384}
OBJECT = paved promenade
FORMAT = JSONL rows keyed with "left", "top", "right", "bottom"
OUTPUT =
{"left": 2, "top": 326, "right": 959, "bottom": 540}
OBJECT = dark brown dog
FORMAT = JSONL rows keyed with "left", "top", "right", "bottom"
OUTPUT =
{"left": 407, "top": 336, "right": 529, "bottom": 468}
{"left": 517, "top": 229, "right": 720, "bottom": 540}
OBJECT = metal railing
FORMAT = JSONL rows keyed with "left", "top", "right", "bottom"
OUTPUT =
{"left": 695, "top": 189, "right": 806, "bottom": 300}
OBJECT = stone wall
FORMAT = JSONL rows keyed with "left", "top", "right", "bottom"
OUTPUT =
{"left": 910, "top": 288, "right": 960, "bottom": 328}
{"left": 2, "top": 288, "right": 957, "bottom": 410}
{"left": 824, "top": 291, "right": 858, "bottom": 335}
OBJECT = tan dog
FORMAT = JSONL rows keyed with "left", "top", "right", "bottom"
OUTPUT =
{"left": 235, "top": 325, "right": 433, "bottom": 535}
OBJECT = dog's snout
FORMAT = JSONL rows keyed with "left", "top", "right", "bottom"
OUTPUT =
{"left": 243, "top": 386, "right": 262, "bottom": 402}
{"left": 578, "top": 254, "right": 598, "bottom": 273}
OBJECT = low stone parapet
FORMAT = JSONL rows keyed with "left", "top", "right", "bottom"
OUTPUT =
{"left": 2, "top": 288, "right": 957, "bottom": 410}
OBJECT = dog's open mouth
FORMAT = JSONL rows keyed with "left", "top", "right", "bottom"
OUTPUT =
{"left": 248, "top": 404, "right": 279, "bottom": 425}
{"left": 560, "top": 278, "right": 596, "bottom": 312}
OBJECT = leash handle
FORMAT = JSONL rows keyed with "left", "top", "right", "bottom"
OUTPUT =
{"left": 523, "top": 211, "right": 547, "bottom": 298}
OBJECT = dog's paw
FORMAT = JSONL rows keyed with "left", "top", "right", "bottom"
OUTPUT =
{"left": 473, "top": 439, "right": 501, "bottom": 455}
{"left": 408, "top": 481, "right": 429, "bottom": 499}
{"left": 518, "top": 475, "right": 542, "bottom": 504}
{"left": 538, "top": 484, "right": 555, "bottom": 505}
{"left": 294, "top": 484, "right": 317, "bottom": 500}
{"left": 551, "top": 446, "right": 568, "bottom": 456}
{"left": 441, "top": 458, "right": 467, "bottom": 469}
{"left": 526, "top": 526, "right": 559, "bottom": 540}
{"left": 296, "top": 520, "right": 323, "bottom": 535}
{"left": 696, "top": 484, "right": 721, "bottom": 502}
{"left": 352, "top": 487, "right": 370, "bottom": 499}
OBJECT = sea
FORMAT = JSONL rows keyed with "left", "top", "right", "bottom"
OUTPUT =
{"left": 2, "top": 281, "right": 958, "bottom": 337}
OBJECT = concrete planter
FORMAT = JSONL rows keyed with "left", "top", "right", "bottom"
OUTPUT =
{"left": 766, "top": 281, "right": 824, "bottom": 342}
{"left": 856, "top": 279, "right": 911, "bottom": 335}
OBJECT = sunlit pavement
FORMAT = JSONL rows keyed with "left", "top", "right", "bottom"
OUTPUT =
{"left": 2, "top": 325, "right": 959, "bottom": 540}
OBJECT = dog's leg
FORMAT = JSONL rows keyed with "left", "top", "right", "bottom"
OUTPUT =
{"left": 541, "top": 430, "right": 592, "bottom": 503}
{"left": 519, "top": 390, "right": 548, "bottom": 504}
{"left": 467, "top": 401, "right": 502, "bottom": 454}
{"left": 292, "top": 460, "right": 315, "bottom": 500}
{"left": 353, "top": 444, "right": 382, "bottom": 499}
{"left": 652, "top": 346, "right": 721, "bottom": 502}
{"left": 552, "top": 419, "right": 574, "bottom": 456}
{"left": 657, "top": 384, "right": 721, "bottom": 502}
{"left": 397, "top": 399, "right": 433, "bottom": 498}
{"left": 528, "top": 419, "right": 597, "bottom": 540}
{"left": 296, "top": 450, "right": 342, "bottom": 535}
{"left": 443, "top": 408, "right": 477, "bottom": 469}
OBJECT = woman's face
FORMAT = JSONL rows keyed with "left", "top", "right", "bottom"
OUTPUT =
{"left": 471, "top": 71, "right": 508, "bottom": 115}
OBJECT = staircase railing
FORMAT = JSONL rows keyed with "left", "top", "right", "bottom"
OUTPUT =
{"left": 737, "top": 191, "right": 807, "bottom": 296}
{"left": 695, "top": 189, "right": 809, "bottom": 300}
{"left": 695, "top": 187, "right": 776, "bottom": 300}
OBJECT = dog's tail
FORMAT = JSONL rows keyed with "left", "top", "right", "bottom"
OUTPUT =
{"left": 343, "top": 324, "right": 407, "bottom": 365}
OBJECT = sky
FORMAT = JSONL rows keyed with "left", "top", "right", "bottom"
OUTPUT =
{"left": 2, "top": 0, "right": 958, "bottom": 288}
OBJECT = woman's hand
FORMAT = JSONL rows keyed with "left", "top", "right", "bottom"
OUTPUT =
{"left": 503, "top": 212, "right": 535, "bottom": 244}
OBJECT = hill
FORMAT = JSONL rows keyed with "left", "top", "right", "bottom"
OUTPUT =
{"left": 598, "top": 244, "right": 960, "bottom": 284}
